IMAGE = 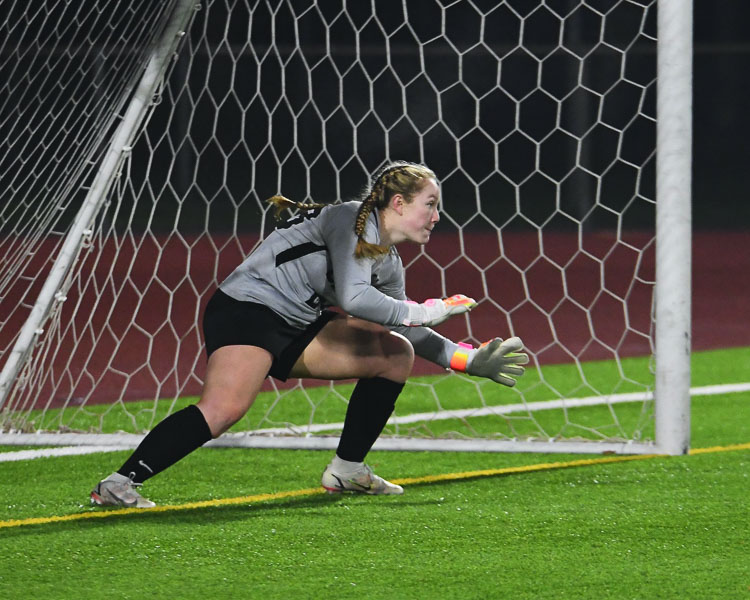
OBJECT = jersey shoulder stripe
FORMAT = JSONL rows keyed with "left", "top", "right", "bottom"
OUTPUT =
{"left": 275, "top": 242, "right": 327, "bottom": 267}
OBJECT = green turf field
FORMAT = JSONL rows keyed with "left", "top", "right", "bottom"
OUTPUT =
{"left": 15, "top": 349, "right": 661, "bottom": 441}
{"left": 1, "top": 347, "right": 748, "bottom": 599}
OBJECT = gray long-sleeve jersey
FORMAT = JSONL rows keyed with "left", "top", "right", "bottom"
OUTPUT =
{"left": 220, "top": 201, "right": 460, "bottom": 368}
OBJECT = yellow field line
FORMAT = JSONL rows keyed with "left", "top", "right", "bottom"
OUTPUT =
{"left": 687, "top": 441, "right": 750, "bottom": 455}
{"left": 2, "top": 441, "right": 749, "bottom": 531}
{"left": 0, "top": 487, "right": 324, "bottom": 530}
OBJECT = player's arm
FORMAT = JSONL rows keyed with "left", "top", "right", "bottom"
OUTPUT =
{"left": 380, "top": 272, "right": 528, "bottom": 387}
{"left": 324, "top": 206, "right": 475, "bottom": 326}
{"left": 377, "top": 265, "right": 525, "bottom": 386}
{"left": 391, "top": 325, "right": 528, "bottom": 387}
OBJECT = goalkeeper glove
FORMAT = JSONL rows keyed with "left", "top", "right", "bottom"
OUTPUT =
{"left": 449, "top": 337, "right": 529, "bottom": 387}
{"left": 402, "top": 294, "right": 477, "bottom": 327}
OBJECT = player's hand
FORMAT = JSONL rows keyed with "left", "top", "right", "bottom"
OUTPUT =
{"left": 402, "top": 294, "right": 477, "bottom": 327}
{"left": 450, "top": 337, "right": 529, "bottom": 387}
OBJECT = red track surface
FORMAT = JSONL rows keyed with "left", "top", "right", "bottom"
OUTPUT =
{"left": 2, "top": 230, "right": 748, "bottom": 405}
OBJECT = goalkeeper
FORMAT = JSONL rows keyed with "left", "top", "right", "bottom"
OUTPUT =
{"left": 91, "top": 161, "right": 529, "bottom": 508}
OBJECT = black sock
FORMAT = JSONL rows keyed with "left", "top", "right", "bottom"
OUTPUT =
{"left": 117, "top": 404, "right": 213, "bottom": 483}
{"left": 336, "top": 377, "right": 405, "bottom": 462}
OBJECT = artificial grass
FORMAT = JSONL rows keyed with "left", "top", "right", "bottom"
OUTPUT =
{"left": 4, "top": 448, "right": 748, "bottom": 599}
{"left": 6, "top": 346, "right": 745, "bottom": 452}
{"left": 9, "top": 350, "right": 666, "bottom": 437}
{"left": 0, "top": 437, "right": 747, "bottom": 599}
{"left": 0, "top": 347, "right": 748, "bottom": 599}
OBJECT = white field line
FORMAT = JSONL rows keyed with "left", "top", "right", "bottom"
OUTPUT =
{"left": 233, "top": 381, "right": 750, "bottom": 436}
{"left": 1, "top": 382, "right": 748, "bottom": 462}
{"left": 0, "top": 445, "right": 131, "bottom": 462}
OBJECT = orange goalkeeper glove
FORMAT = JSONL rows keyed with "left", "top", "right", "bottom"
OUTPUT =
{"left": 402, "top": 294, "right": 477, "bottom": 327}
{"left": 450, "top": 337, "right": 529, "bottom": 387}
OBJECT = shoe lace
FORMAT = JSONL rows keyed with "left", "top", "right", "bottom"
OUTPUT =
{"left": 125, "top": 472, "right": 144, "bottom": 491}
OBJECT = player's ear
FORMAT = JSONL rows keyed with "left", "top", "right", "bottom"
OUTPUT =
{"left": 390, "top": 193, "right": 405, "bottom": 215}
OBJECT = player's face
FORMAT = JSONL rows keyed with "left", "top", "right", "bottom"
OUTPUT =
{"left": 399, "top": 178, "right": 441, "bottom": 244}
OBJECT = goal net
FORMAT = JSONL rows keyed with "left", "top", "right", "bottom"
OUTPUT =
{"left": 0, "top": 0, "right": 691, "bottom": 454}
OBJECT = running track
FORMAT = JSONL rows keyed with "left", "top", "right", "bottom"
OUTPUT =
{"left": 2, "top": 230, "right": 747, "bottom": 404}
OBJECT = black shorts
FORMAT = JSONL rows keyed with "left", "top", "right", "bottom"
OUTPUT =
{"left": 202, "top": 289, "right": 337, "bottom": 381}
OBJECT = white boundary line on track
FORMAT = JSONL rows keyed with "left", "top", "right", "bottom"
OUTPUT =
{"left": 1, "top": 381, "right": 748, "bottom": 462}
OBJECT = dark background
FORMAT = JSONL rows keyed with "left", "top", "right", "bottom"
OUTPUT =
{"left": 162, "top": 0, "right": 750, "bottom": 232}
{"left": 692, "top": 1, "right": 749, "bottom": 228}
{"left": 2, "top": 0, "right": 746, "bottom": 233}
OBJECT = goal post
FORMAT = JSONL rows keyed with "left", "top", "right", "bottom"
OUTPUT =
{"left": 0, "top": 0, "right": 200, "bottom": 412}
{"left": 654, "top": 0, "right": 692, "bottom": 455}
{"left": 0, "top": 0, "right": 692, "bottom": 455}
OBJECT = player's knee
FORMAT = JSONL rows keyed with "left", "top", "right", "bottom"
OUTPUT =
{"left": 197, "top": 395, "right": 253, "bottom": 437}
{"left": 377, "top": 331, "right": 414, "bottom": 382}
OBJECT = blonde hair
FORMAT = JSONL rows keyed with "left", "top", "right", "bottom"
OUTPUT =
{"left": 265, "top": 161, "right": 437, "bottom": 260}
{"left": 354, "top": 161, "right": 437, "bottom": 259}
{"left": 266, "top": 194, "right": 327, "bottom": 220}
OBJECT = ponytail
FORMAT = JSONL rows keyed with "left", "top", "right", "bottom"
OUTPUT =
{"left": 266, "top": 195, "right": 327, "bottom": 220}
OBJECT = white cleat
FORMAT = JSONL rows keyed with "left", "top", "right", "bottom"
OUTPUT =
{"left": 90, "top": 473, "right": 156, "bottom": 508}
{"left": 321, "top": 463, "right": 404, "bottom": 495}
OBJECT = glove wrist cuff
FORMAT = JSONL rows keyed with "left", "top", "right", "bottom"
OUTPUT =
{"left": 449, "top": 342, "right": 474, "bottom": 372}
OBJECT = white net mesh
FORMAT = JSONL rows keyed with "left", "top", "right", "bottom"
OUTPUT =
{"left": 1, "top": 0, "right": 661, "bottom": 451}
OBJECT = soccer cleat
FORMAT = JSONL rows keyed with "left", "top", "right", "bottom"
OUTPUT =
{"left": 90, "top": 473, "right": 156, "bottom": 508}
{"left": 321, "top": 463, "right": 404, "bottom": 495}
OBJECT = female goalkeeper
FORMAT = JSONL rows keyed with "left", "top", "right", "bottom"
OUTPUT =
{"left": 91, "top": 161, "right": 528, "bottom": 508}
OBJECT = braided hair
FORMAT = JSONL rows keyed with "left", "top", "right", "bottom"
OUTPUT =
{"left": 265, "top": 161, "right": 436, "bottom": 259}
{"left": 354, "top": 161, "right": 437, "bottom": 259}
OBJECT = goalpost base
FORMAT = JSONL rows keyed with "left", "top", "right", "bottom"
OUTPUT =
{"left": 0, "top": 432, "right": 664, "bottom": 456}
